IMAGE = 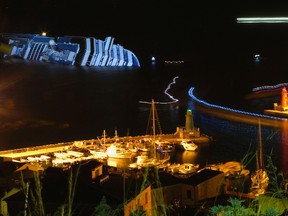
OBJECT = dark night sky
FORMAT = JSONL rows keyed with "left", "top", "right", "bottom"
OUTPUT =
{"left": 1, "top": 1, "right": 288, "bottom": 58}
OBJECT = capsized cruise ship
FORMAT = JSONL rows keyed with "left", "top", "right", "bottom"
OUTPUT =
{"left": 0, "top": 33, "right": 140, "bottom": 67}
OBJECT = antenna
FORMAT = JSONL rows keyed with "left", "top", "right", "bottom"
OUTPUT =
{"left": 258, "top": 119, "right": 263, "bottom": 170}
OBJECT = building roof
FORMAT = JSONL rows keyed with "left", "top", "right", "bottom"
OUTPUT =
{"left": 15, "top": 163, "right": 44, "bottom": 172}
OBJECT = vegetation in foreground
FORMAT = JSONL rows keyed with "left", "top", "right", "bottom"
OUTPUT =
{"left": 209, "top": 153, "right": 288, "bottom": 216}
{"left": 4, "top": 141, "right": 287, "bottom": 216}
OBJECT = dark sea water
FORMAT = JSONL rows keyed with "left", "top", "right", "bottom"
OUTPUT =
{"left": 0, "top": 23, "right": 287, "bottom": 177}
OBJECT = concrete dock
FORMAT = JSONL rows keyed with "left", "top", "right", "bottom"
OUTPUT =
{"left": 0, "top": 131, "right": 211, "bottom": 162}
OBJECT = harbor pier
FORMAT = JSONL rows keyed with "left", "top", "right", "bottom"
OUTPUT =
{"left": 0, "top": 130, "right": 210, "bottom": 163}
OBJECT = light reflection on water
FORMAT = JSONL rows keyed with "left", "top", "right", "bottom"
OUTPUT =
{"left": 106, "top": 105, "right": 287, "bottom": 177}
{"left": 0, "top": 59, "right": 287, "bottom": 178}
{"left": 180, "top": 151, "right": 198, "bottom": 163}
{"left": 188, "top": 94, "right": 288, "bottom": 177}
{"left": 280, "top": 123, "right": 288, "bottom": 175}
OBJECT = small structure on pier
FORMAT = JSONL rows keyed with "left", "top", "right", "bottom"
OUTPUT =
{"left": 175, "top": 109, "right": 200, "bottom": 139}
{"left": 264, "top": 86, "right": 288, "bottom": 117}
{"left": 274, "top": 86, "right": 288, "bottom": 111}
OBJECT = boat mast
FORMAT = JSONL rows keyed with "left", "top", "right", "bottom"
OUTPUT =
{"left": 152, "top": 99, "right": 156, "bottom": 159}
{"left": 114, "top": 129, "right": 118, "bottom": 138}
{"left": 103, "top": 130, "right": 106, "bottom": 145}
{"left": 258, "top": 119, "right": 263, "bottom": 170}
{"left": 146, "top": 100, "right": 162, "bottom": 135}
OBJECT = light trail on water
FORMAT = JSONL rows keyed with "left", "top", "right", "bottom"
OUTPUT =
{"left": 139, "top": 76, "right": 179, "bottom": 105}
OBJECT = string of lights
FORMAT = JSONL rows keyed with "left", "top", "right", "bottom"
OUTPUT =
{"left": 252, "top": 82, "right": 288, "bottom": 93}
{"left": 188, "top": 87, "right": 287, "bottom": 121}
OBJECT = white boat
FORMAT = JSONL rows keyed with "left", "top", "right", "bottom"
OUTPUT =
{"left": 105, "top": 143, "right": 132, "bottom": 159}
{"left": 128, "top": 154, "right": 170, "bottom": 170}
{"left": 176, "top": 140, "right": 198, "bottom": 151}
{"left": 128, "top": 155, "right": 157, "bottom": 169}
{"left": 204, "top": 161, "right": 250, "bottom": 178}
{"left": 167, "top": 163, "right": 199, "bottom": 175}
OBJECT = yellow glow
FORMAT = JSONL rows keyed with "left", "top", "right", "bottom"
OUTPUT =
{"left": 0, "top": 42, "right": 12, "bottom": 54}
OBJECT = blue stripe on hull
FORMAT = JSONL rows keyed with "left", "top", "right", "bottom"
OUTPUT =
{"left": 0, "top": 33, "right": 140, "bottom": 67}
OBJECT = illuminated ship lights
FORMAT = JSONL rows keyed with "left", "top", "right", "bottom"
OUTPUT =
{"left": 0, "top": 33, "right": 140, "bottom": 67}
{"left": 237, "top": 17, "right": 288, "bottom": 24}
{"left": 252, "top": 83, "right": 288, "bottom": 94}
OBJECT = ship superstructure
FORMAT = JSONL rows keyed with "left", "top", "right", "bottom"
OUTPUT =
{"left": 0, "top": 33, "right": 140, "bottom": 67}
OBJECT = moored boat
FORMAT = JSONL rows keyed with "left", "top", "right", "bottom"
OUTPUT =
{"left": 166, "top": 163, "right": 199, "bottom": 175}
{"left": 129, "top": 99, "right": 171, "bottom": 170}
{"left": 105, "top": 143, "right": 133, "bottom": 159}
{"left": 250, "top": 120, "right": 269, "bottom": 196}
{"left": 204, "top": 161, "right": 250, "bottom": 178}
{"left": 128, "top": 154, "right": 170, "bottom": 170}
{"left": 174, "top": 140, "right": 198, "bottom": 151}
{"left": 155, "top": 140, "right": 175, "bottom": 153}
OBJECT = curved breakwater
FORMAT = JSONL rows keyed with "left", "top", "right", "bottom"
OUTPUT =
{"left": 188, "top": 86, "right": 288, "bottom": 176}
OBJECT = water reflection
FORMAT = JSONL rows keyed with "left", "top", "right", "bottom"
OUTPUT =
{"left": 177, "top": 151, "right": 198, "bottom": 163}
{"left": 188, "top": 88, "right": 288, "bottom": 177}
{"left": 281, "top": 121, "right": 288, "bottom": 176}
